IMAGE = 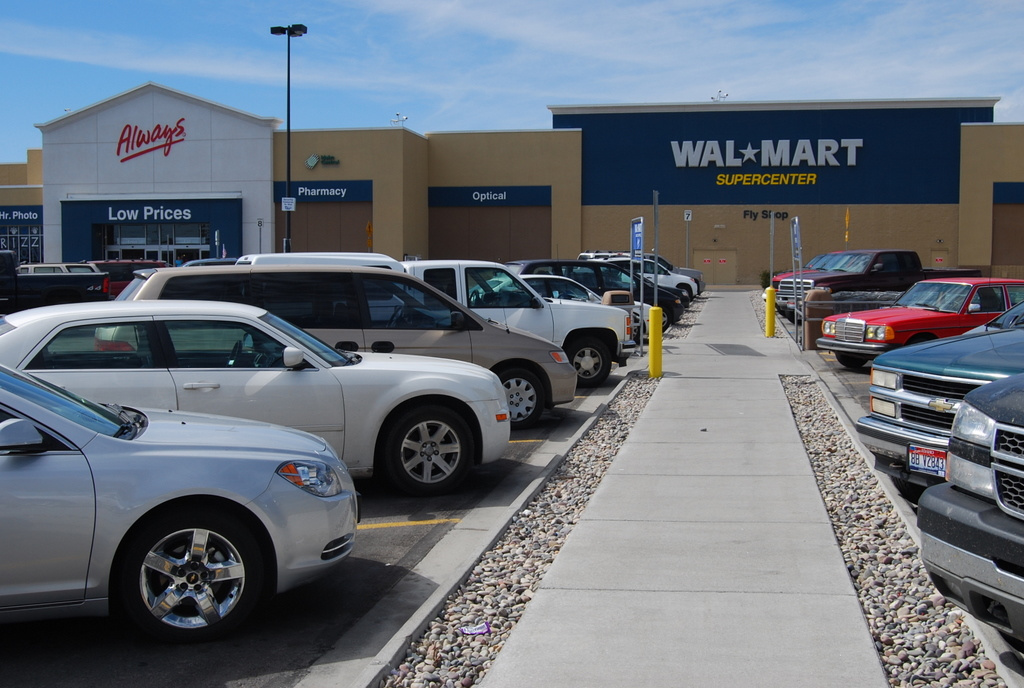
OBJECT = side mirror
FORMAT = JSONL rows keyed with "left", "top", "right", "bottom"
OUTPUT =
{"left": 282, "top": 346, "right": 306, "bottom": 368}
{"left": 450, "top": 310, "right": 466, "bottom": 329}
{"left": 0, "top": 418, "right": 45, "bottom": 452}
{"left": 968, "top": 303, "right": 981, "bottom": 313}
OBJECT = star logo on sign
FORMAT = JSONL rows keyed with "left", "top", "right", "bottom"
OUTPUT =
{"left": 740, "top": 143, "right": 759, "bottom": 162}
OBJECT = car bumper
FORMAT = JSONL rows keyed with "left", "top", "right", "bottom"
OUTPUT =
{"left": 815, "top": 338, "right": 895, "bottom": 357}
{"left": 855, "top": 415, "right": 949, "bottom": 487}
{"left": 470, "top": 397, "right": 513, "bottom": 462}
{"left": 919, "top": 483, "right": 1024, "bottom": 641}
{"left": 544, "top": 361, "right": 578, "bottom": 407}
{"left": 254, "top": 471, "right": 359, "bottom": 593}
{"left": 616, "top": 339, "right": 637, "bottom": 365}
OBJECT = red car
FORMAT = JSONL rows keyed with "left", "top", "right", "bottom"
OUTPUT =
{"left": 816, "top": 277, "right": 1024, "bottom": 368}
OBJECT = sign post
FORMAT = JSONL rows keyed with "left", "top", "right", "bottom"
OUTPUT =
{"left": 790, "top": 216, "right": 804, "bottom": 348}
{"left": 631, "top": 217, "right": 644, "bottom": 356}
{"left": 684, "top": 209, "right": 692, "bottom": 268}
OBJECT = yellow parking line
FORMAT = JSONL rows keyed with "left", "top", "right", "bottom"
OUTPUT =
{"left": 357, "top": 518, "right": 461, "bottom": 530}
{"left": 509, "top": 438, "right": 543, "bottom": 443}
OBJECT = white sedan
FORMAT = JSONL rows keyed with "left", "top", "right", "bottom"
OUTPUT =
{"left": 0, "top": 300, "right": 511, "bottom": 496}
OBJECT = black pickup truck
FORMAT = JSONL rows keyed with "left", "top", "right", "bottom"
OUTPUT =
{"left": 774, "top": 249, "right": 981, "bottom": 318}
{"left": 0, "top": 251, "right": 110, "bottom": 314}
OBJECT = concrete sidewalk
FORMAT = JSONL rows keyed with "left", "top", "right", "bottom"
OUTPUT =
{"left": 480, "top": 289, "right": 889, "bottom": 687}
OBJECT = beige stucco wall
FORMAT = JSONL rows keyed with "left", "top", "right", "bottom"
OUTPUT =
{"left": 425, "top": 130, "right": 582, "bottom": 258}
{"left": 275, "top": 127, "right": 429, "bottom": 259}
{"left": 960, "top": 123, "right": 1024, "bottom": 270}
{"left": 581, "top": 202, "right": 961, "bottom": 284}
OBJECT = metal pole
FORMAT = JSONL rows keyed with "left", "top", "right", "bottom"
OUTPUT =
{"left": 284, "top": 31, "right": 292, "bottom": 253}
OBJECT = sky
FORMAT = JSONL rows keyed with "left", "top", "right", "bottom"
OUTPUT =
{"left": 3, "top": 0, "right": 1023, "bottom": 163}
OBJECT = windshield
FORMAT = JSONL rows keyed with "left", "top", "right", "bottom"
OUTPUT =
{"left": 983, "top": 301, "right": 1024, "bottom": 330}
{"left": 257, "top": 312, "right": 358, "bottom": 366}
{"left": 893, "top": 282, "right": 971, "bottom": 312}
{"left": 0, "top": 365, "right": 124, "bottom": 436}
{"left": 808, "top": 253, "right": 845, "bottom": 270}
{"left": 827, "top": 254, "right": 873, "bottom": 273}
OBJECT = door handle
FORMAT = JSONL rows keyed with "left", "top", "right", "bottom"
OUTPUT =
{"left": 336, "top": 341, "right": 360, "bottom": 351}
{"left": 370, "top": 341, "right": 395, "bottom": 353}
{"left": 183, "top": 382, "right": 221, "bottom": 390}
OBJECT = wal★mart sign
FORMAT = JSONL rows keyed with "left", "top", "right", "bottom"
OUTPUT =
{"left": 670, "top": 139, "right": 864, "bottom": 168}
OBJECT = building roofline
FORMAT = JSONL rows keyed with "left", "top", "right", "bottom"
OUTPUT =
{"left": 548, "top": 97, "right": 1000, "bottom": 116}
{"left": 35, "top": 82, "right": 282, "bottom": 131}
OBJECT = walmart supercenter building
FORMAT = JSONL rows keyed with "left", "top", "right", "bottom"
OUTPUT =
{"left": 1, "top": 82, "right": 1022, "bottom": 282}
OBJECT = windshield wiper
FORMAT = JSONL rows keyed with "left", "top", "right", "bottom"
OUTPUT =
{"left": 105, "top": 402, "right": 142, "bottom": 438}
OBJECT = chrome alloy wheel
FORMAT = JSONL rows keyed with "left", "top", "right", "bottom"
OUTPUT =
{"left": 138, "top": 527, "right": 247, "bottom": 630}
{"left": 400, "top": 419, "right": 464, "bottom": 486}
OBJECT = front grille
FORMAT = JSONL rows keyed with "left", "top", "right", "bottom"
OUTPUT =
{"left": 996, "top": 462, "right": 1024, "bottom": 515}
{"left": 776, "top": 278, "right": 814, "bottom": 299}
{"left": 998, "top": 428, "right": 1024, "bottom": 459}
{"left": 901, "top": 404, "right": 957, "bottom": 431}
{"left": 834, "top": 318, "right": 865, "bottom": 343}
{"left": 901, "top": 374, "right": 981, "bottom": 399}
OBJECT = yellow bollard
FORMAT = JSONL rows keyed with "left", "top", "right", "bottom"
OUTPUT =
{"left": 648, "top": 306, "right": 663, "bottom": 378}
{"left": 764, "top": 287, "right": 776, "bottom": 337}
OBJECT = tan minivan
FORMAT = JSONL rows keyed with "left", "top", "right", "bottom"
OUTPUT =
{"left": 117, "top": 264, "right": 576, "bottom": 429}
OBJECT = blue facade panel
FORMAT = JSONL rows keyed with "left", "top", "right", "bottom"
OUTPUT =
{"left": 429, "top": 186, "right": 551, "bottom": 207}
{"left": 274, "top": 180, "right": 373, "bottom": 202}
{"left": 553, "top": 106, "right": 993, "bottom": 206}
{"left": 994, "top": 182, "right": 1024, "bottom": 204}
{"left": 60, "top": 198, "right": 243, "bottom": 260}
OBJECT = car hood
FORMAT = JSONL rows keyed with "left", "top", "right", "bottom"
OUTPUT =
{"left": 349, "top": 351, "right": 505, "bottom": 389}
{"left": 826, "top": 306, "right": 957, "bottom": 326}
{"left": 134, "top": 407, "right": 331, "bottom": 453}
{"left": 963, "top": 373, "right": 1024, "bottom": 426}
{"left": 873, "top": 328, "right": 1024, "bottom": 381}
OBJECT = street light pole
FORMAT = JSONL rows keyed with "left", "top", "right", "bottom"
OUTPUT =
{"left": 270, "top": 23, "right": 307, "bottom": 253}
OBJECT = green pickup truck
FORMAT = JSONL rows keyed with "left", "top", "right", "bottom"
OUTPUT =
{"left": 856, "top": 325, "right": 1024, "bottom": 498}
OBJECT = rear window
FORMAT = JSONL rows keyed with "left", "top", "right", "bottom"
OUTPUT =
{"left": 156, "top": 274, "right": 252, "bottom": 304}
{"left": 252, "top": 272, "right": 360, "bottom": 329}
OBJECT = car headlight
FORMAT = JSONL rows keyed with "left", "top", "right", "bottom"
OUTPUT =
{"left": 870, "top": 368, "right": 898, "bottom": 390}
{"left": 278, "top": 460, "right": 345, "bottom": 497}
{"left": 865, "top": 324, "right": 894, "bottom": 341}
{"left": 951, "top": 402, "right": 996, "bottom": 446}
{"left": 870, "top": 396, "right": 896, "bottom": 417}
{"left": 822, "top": 320, "right": 835, "bottom": 336}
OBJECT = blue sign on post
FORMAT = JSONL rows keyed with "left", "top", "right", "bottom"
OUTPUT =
{"left": 631, "top": 217, "right": 643, "bottom": 257}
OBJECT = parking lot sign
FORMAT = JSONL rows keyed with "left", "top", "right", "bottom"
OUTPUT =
{"left": 631, "top": 217, "right": 643, "bottom": 255}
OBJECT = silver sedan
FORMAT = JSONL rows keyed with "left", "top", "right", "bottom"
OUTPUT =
{"left": 0, "top": 364, "right": 358, "bottom": 642}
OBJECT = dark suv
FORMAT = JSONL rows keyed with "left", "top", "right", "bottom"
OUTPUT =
{"left": 919, "top": 372, "right": 1024, "bottom": 641}
{"left": 507, "top": 259, "right": 687, "bottom": 327}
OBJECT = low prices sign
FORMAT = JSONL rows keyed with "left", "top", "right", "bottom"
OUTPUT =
{"left": 117, "top": 118, "right": 187, "bottom": 163}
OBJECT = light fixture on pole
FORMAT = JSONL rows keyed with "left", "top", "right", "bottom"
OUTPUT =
{"left": 270, "top": 23, "right": 307, "bottom": 253}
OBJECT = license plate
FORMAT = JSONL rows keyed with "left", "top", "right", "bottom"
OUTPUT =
{"left": 909, "top": 445, "right": 947, "bottom": 478}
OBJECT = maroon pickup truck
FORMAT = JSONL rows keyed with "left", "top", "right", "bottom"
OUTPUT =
{"left": 774, "top": 249, "right": 982, "bottom": 319}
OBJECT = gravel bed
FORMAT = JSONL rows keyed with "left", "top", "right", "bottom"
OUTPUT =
{"left": 379, "top": 292, "right": 1009, "bottom": 688}
{"left": 754, "top": 290, "right": 1008, "bottom": 687}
